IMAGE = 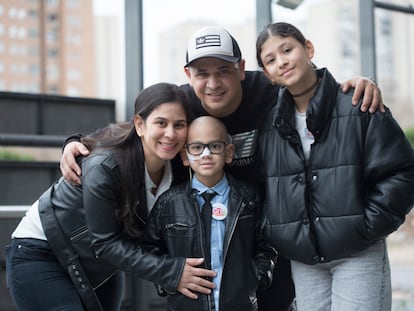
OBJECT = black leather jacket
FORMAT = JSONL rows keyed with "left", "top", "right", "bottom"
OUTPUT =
{"left": 38, "top": 149, "right": 185, "bottom": 309}
{"left": 145, "top": 175, "right": 277, "bottom": 311}
{"left": 258, "top": 68, "right": 414, "bottom": 265}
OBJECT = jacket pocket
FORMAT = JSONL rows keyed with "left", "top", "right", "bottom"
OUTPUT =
{"left": 162, "top": 216, "right": 198, "bottom": 258}
{"left": 163, "top": 216, "right": 196, "bottom": 238}
{"left": 70, "top": 225, "right": 89, "bottom": 243}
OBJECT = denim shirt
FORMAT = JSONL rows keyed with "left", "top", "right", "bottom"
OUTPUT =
{"left": 192, "top": 175, "right": 230, "bottom": 311}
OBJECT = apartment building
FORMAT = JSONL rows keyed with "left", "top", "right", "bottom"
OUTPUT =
{"left": 0, "top": 0, "right": 96, "bottom": 97}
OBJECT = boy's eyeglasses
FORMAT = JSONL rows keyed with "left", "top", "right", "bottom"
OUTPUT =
{"left": 185, "top": 141, "right": 226, "bottom": 156}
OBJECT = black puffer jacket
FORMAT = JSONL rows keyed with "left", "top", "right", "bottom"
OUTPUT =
{"left": 258, "top": 68, "right": 414, "bottom": 265}
{"left": 39, "top": 148, "right": 185, "bottom": 307}
{"left": 145, "top": 175, "right": 277, "bottom": 311}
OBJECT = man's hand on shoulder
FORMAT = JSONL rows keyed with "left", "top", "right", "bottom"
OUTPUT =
{"left": 341, "top": 77, "right": 385, "bottom": 113}
{"left": 60, "top": 141, "right": 89, "bottom": 185}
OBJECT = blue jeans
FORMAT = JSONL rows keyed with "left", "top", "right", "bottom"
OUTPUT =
{"left": 291, "top": 239, "right": 391, "bottom": 311}
{"left": 6, "top": 238, "right": 124, "bottom": 311}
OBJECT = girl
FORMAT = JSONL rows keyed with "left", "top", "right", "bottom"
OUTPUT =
{"left": 256, "top": 22, "right": 414, "bottom": 311}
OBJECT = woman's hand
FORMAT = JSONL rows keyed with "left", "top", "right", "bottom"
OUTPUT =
{"left": 177, "top": 258, "right": 216, "bottom": 299}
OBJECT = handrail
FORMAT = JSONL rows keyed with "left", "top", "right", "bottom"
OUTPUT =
{"left": 0, "top": 206, "right": 30, "bottom": 218}
{"left": 0, "top": 134, "right": 66, "bottom": 147}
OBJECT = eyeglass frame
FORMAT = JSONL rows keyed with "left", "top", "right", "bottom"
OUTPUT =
{"left": 185, "top": 141, "right": 227, "bottom": 156}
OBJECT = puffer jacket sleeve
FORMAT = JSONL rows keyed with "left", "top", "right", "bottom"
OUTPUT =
{"left": 248, "top": 183, "right": 278, "bottom": 290}
{"left": 363, "top": 108, "right": 414, "bottom": 240}
{"left": 82, "top": 153, "right": 185, "bottom": 292}
{"left": 254, "top": 225, "right": 278, "bottom": 290}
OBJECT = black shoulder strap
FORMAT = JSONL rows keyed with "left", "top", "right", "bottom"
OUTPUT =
{"left": 38, "top": 185, "right": 104, "bottom": 311}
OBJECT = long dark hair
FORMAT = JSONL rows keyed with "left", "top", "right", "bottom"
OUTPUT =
{"left": 81, "top": 83, "right": 190, "bottom": 238}
{"left": 256, "top": 22, "right": 306, "bottom": 68}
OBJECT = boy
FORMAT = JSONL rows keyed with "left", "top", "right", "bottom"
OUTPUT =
{"left": 144, "top": 116, "right": 277, "bottom": 311}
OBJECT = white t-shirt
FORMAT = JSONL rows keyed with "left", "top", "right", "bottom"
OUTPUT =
{"left": 145, "top": 160, "right": 173, "bottom": 214}
{"left": 11, "top": 200, "right": 47, "bottom": 240}
{"left": 295, "top": 109, "right": 315, "bottom": 160}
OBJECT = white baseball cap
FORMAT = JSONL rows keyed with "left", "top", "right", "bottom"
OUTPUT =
{"left": 185, "top": 26, "right": 242, "bottom": 67}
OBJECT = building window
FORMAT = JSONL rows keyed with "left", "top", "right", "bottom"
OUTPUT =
{"left": 8, "top": 7, "right": 17, "bottom": 18}
{"left": 67, "top": 16, "right": 81, "bottom": 27}
{"left": 46, "top": 30, "right": 58, "bottom": 43}
{"left": 29, "top": 64, "right": 40, "bottom": 75}
{"left": 28, "top": 28, "right": 38, "bottom": 38}
{"left": 67, "top": 85, "right": 80, "bottom": 97}
{"left": 48, "top": 13, "right": 59, "bottom": 23}
{"left": 67, "top": 69, "right": 81, "bottom": 81}
{"left": 17, "top": 26, "right": 27, "bottom": 40}
{"left": 47, "top": 64, "right": 59, "bottom": 80}
{"left": 48, "top": 85, "right": 59, "bottom": 93}
{"left": 27, "top": 9, "right": 38, "bottom": 19}
{"left": 47, "top": 0, "right": 60, "bottom": 8}
{"left": 66, "top": 0, "right": 80, "bottom": 9}
{"left": 67, "top": 34, "right": 81, "bottom": 45}
{"left": 17, "top": 9, "right": 26, "bottom": 20}
{"left": 28, "top": 46, "right": 39, "bottom": 56}
{"left": 9, "top": 26, "right": 18, "bottom": 38}
{"left": 48, "top": 47, "right": 59, "bottom": 57}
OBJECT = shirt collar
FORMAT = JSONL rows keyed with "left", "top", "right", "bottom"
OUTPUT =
{"left": 191, "top": 174, "right": 228, "bottom": 197}
{"left": 144, "top": 161, "right": 173, "bottom": 194}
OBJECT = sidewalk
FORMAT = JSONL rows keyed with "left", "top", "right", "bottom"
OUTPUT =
{"left": 389, "top": 210, "right": 414, "bottom": 311}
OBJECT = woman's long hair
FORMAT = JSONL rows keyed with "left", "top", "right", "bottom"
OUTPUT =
{"left": 81, "top": 83, "right": 190, "bottom": 238}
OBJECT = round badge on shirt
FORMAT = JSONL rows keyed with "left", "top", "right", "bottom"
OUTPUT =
{"left": 212, "top": 202, "right": 227, "bottom": 220}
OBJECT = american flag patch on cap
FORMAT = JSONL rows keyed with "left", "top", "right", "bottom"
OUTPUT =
{"left": 195, "top": 35, "right": 221, "bottom": 49}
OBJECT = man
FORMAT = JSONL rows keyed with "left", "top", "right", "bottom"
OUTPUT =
{"left": 61, "top": 26, "right": 383, "bottom": 310}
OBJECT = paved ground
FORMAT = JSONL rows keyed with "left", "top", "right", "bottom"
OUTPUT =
{"left": 389, "top": 211, "right": 414, "bottom": 311}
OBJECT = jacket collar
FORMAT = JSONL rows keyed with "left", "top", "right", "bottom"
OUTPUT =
{"left": 273, "top": 68, "right": 338, "bottom": 143}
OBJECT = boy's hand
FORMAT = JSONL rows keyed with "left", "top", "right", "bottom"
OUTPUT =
{"left": 60, "top": 141, "right": 89, "bottom": 185}
{"left": 341, "top": 77, "right": 385, "bottom": 113}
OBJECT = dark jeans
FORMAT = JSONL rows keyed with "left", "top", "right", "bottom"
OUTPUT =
{"left": 5, "top": 238, "right": 124, "bottom": 311}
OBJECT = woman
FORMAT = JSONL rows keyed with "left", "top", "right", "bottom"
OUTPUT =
{"left": 256, "top": 22, "right": 414, "bottom": 310}
{"left": 5, "top": 83, "right": 215, "bottom": 311}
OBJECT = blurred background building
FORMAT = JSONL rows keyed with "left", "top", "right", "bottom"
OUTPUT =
{"left": 0, "top": 0, "right": 96, "bottom": 97}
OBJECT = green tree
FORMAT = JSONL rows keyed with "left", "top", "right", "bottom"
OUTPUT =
{"left": 406, "top": 128, "right": 414, "bottom": 147}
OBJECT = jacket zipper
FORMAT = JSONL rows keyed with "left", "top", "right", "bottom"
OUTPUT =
{"left": 305, "top": 138, "right": 322, "bottom": 261}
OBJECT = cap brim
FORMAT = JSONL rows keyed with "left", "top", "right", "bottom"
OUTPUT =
{"left": 185, "top": 54, "right": 240, "bottom": 67}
